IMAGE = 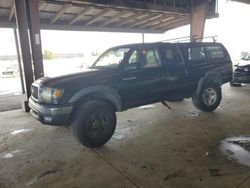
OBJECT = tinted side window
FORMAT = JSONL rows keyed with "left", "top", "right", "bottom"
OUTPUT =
{"left": 165, "top": 48, "right": 175, "bottom": 62}
{"left": 141, "top": 48, "right": 161, "bottom": 68}
{"left": 164, "top": 46, "right": 182, "bottom": 64}
{"left": 123, "top": 50, "right": 139, "bottom": 70}
{"left": 205, "top": 46, "right": 225, "bottom": 59}
{"left": 188, "top": 46, "right": 206, "bottom": 60}
{"left": 128, "top": 50, "right": 138, "bottom": 64}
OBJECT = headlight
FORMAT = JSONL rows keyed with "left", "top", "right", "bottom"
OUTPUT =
{"left": 40, "top": 87, "right": 64, "bottom": 104}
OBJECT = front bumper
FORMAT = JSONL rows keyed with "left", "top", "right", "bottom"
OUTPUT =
{"left": 29, "top": 98, "right": 73, "bottom": 126}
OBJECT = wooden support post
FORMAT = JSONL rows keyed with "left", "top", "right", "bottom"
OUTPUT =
{"left": 26, "top": 0, "right": 44, "bottom": 80}
{"left": 15, "top": 0, "right": 34, "bottom": 112}
{"left": 190, "top": 0, "right": 209, "bottom": 42}
{"left": 15, "top": 0, "right": 44, "bottom": 111}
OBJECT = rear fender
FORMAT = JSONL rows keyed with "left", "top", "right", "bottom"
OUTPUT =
{"left": 196, "top": 72, "right": 223, "bottom": 95}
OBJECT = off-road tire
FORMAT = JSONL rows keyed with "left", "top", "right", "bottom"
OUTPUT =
{"left": 71, "top": 100, "right": 116, "bottom": 148}
{"left": 192, "top": 83, "right": 222, "bottom": 112}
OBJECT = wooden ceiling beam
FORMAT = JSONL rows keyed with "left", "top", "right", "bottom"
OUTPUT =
{"left": 141, "top": 16, "right": 175, "bottom": 29}
{"left": 149, "top": 17, "right": 181, "bottom": 30}
{"left": 84, "top": 8, "right": 111, "bottom": 26}
{"left": 39, "top": 22, "right": 162, "bottom": 33}
{"left": 151, "top": 17, "right": 188, "bottom": 30}
{"left": 9, "top": 0, "right": 15, "bottom": 21}
{"left": 50, "top": 4, "right": 72, "bottom": 24}
{"left": 117, "top": 13, "right": 149, "bottom": 27}
{"left": 68, "top": 6, "right": 94, "bottom": 25}
{"left": 116, "top": 13, "right": 140, "bottom": 27}
{"left": 53, "top": 0, "right": 190, "bottom": 16}
{"left": 161, "top": 19, "right": 190, "bottom": 31}
{"left": 140, "top": 15, "right": 167, "bottom": 29}
{"left": 39, "top": 1, "right": 47, "bottom": 11}
{"left": 128, "top": 14, "right": 163, "bottom": 29}
{"left": 99, "top": 10, "right": 128, "bottom": 27}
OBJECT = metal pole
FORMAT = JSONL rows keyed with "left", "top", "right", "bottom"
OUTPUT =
{"left": 13, "top": 28, "right": 25, "bottom": 94}
{"left": 142, "top": 33, "right": 145, "bottom": 43}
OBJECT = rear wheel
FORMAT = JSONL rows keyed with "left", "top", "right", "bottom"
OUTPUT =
{"left": 192, "top": 83, "right": 221, "bottom": 112}
{"left": 71, "top": 100, "right": 116, "bottom": 148}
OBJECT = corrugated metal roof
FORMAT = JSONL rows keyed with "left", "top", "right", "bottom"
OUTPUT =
{"left": 0, "top": 0, "right": 217, "bottom": 33}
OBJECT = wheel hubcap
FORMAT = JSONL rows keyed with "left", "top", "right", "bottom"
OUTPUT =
{"left": 202, "top": 88, "right": 217, "bottom": 106}
{"left": 87, "top": 113, "right": 108, "bottom": 138}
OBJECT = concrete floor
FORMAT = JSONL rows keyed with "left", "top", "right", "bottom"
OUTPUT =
{"left": 0, "top": 94, "right": 22, "bottom": 112}
{"left": 0, "top": 84, "right": 250, "bottom": 188}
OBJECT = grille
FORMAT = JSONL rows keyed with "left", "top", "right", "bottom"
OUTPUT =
{"left": 31, "top": 85, "right": 38, "bottom": 100}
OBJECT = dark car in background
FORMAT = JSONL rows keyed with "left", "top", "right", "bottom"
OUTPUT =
{"left": 231, "top": 55, "right": 250, "bottom": 86}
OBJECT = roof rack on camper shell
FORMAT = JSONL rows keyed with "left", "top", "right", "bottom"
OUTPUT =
{"left": 159, "top": 35, "right": 218, "bottom": 43}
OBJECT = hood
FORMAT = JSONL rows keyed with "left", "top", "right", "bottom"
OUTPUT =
{"left": 35, "top": 68, "right": 117, "bottom": 89}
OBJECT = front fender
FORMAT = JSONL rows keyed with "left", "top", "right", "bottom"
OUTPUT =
{"left": 68, "top": 85, "right": 122, "bottom": 111}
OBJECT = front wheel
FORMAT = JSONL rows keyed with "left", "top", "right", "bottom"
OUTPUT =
{"left": 192, "top": 83, "right": 222, "bottom": 112}
{"left": 71, "top": 100, "right": 116, "bottom": 148}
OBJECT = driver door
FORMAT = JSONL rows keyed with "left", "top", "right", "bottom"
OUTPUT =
{"left": 118, "top": 46, "right": 167, "bottom": 108}
{"left": 118, "top": 49, "right": 143, "bottom": 108}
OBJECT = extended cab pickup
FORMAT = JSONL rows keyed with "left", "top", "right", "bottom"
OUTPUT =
{"left": 29, "top": 42, "right": 232, "bottom": 148}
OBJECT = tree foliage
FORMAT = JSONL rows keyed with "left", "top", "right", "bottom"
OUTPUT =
{"left": 43, "top": 50, "right": 55, "bottom": 60}
{"left": 91, "top": 51, "right": 101, "bottom": 56}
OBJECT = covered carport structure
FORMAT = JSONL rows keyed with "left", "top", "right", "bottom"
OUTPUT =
{"left": 1, "top": 1, "right": 250, "bottom": 188}
{"left": 0, "top": 0, "right": 218, "bottom": 111}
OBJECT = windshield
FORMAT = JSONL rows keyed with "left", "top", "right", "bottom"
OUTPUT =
{"left": 91, "top": 47, "right": 130, "bottom": 69}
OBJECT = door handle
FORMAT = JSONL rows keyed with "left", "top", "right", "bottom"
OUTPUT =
{"left": 158, "top": 73, "right": 165, "bottom": 77}
{"left": 122, "top": 77, "right": 137, "bottom": 81}
{"left": 166, "top": 76, "right": 178, "bottom": 81}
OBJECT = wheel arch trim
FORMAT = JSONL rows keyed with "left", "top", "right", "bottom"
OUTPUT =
{"left": 196, "top": 71, "right": 223, "bottom": 95}
{"left": 68, "top": 85, "right": 122, "bottom": 111}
